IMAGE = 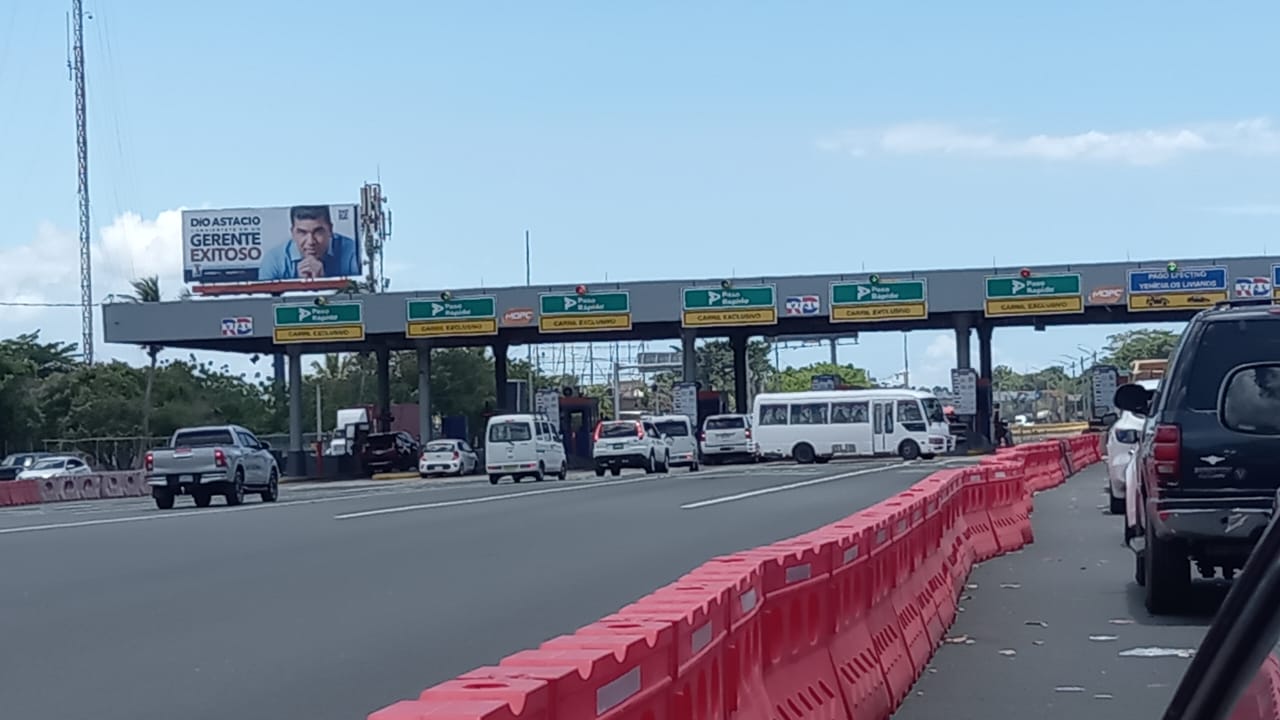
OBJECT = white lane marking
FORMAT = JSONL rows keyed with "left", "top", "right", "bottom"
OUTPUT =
{"left": 334, "top": 474, "right": 668, "bottom": 519}
{"left": 679, "top": 462, "right": 913, "bottom": 509}
{"left": 0, "top": 478, "right": 630, "bottom": 535}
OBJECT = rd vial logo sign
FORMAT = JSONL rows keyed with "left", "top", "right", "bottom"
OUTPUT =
{"left": 784, "top": 295, "right": 820, "bottom": 316}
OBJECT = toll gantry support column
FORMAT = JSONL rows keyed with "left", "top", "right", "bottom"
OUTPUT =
{"left": 287, "top": 345, "right": 305, "bottom": 478}
{"left": 954, "top": 313, "right": 972, "bottom": 369}
{"left": 493, "top": 343, "right": 509, "bottom": 412}
{"left": 731, "top": 333, "right": 749, "bottom": 414}
{"left": 681, "top": 330, "right": 697, "bottom": 384}
{"left": 417, "top": 341, "right": 432, "bottom": 442}
{"left": 976, "top": 322, "right": 995, "bottom": 446}
{"left": 375, "top": 344, "right": 392, "bottom": 433}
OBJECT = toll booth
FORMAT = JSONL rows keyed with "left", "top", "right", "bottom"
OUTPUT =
{"left": 558, "top": 395, "right": 599, "bottom": 469}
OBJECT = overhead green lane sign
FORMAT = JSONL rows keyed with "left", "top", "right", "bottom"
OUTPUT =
{"left": 984, "top": 273, "right": 1084, "bottom": 317}
{"left": 538, "top": 291, "right": 632, "bottom": 333}
{"left": 829, "top": 279, "right": 928, "bottom": 322}
{"left": 681, "top": 285, "right": 777, "bottom": 327}
{"left": 273, "top": 301, "right": 365, "bottom": 343}
{"left": 406, "top": 296, "right": 498, "bottom": 338}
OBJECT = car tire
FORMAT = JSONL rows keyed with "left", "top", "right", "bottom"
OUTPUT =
{"left": 558, "top": 462, "right": 567, "bottom": 481}
{"left": 898, "top": 440, "right": 922, "bottom": 461}
{"left": 660, "top": 452, "right": 670, "bottom": 473}
{"left": 644, "top": 453, "right": 655, "bottom": 474}
{"left": 793, "top": 443, "right": 816, "bottom": 464}
{"left": 1144, "top": 521, "right": 1189, "bottom": 614}
{"left": 610, "top": 467, "right": 621, "bottom": 477}
{"left": 225, "top": 470, "right": 245, "bottom": 506}
{"left": 1134, "top": 550, "right": 1147, "bottom": 587}
{"left": 193, "top": 491, "right": 212, "bottom": 508}
{"left": 260, "top": 469, "right": 279, "bottom": 503}
{"left": 534, "top": 463, "right": 546, "bottom": 482}
{"left": 689, "top": 460, "right": 699, "bottom": 472}
{"left": 153, "top": 489, "right": 175, "bottom": 510}
{"left": 595, "top": 467, "right": 605, "bottom": 477}
{"left": 488, "top": 474, "right": 501, "bottom": 485}
{"left": 1109, "top": 489, "right": 1125, "bottom": 515}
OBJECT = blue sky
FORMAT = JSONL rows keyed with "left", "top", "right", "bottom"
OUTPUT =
{"left": 2, "top": 0, "right": 1278, "bottom": 388}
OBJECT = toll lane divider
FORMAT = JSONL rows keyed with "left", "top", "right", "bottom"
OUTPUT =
{"left": 0, "top": 471, "right": 150, "bottom": 508}
{"left": 369, "top": 439, "right": 1101, "bottom": 720}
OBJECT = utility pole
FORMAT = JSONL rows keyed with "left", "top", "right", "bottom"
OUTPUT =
{"left": 69, "top": 0, "right": 92, "bottom": 363}
{"left": 525, "top": 230, "right": 535, "bottom": 411}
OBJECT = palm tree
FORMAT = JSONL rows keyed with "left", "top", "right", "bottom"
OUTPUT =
{"left": 129, "top": 276, "right": 162, "bottom": 438}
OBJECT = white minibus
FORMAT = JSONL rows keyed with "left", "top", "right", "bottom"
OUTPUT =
{"left": 752, "top": 389, "right": 954, "bottom": 463}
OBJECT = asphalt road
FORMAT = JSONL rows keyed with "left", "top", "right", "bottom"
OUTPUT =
{"left": 893, "top": 465, "right": 1230, "bottom": 719}
{"left": 0, "top": 458, "right": 955, "bottom": 720}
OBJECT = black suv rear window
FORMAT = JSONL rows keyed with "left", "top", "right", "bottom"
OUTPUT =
{"left": 598, "top": 422, "right": 639, "bottom": 438}
{"left": 1185, "top": 319, "right": 1280, "bottom": 410}
{"left": 366, "top": 433, "right": 397, "bottom": 449}
{"left": 705, "top": 416, "right": 745, "bottom": 430}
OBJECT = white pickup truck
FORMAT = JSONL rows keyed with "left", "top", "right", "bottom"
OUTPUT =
{"left": 145, "top": 425, "right": 280, "bottom": 509}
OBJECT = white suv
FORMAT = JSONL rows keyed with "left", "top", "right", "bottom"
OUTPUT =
{"left": 699, "top": 414, "right": 758, "bottom": 464}
{"left": 592, "top": 419, "right": 670, "bottom": 476}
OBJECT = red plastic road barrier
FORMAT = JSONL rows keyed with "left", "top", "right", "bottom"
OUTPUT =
{"left": 0, "top": 479, "right": 43, "bottom": 507}
{"left": 371, "top": 439, "right": 1104, "bottom": 720}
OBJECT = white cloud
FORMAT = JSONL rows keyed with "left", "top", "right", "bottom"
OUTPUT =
{"left": 819, "top": 117, "right": 1280, "bottom": 165}
{"left": 0, "top": 211, "right": 253, "bottom": 376}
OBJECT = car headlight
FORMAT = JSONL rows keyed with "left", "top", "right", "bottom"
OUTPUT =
{"left": 1114, "top": 429, "right": 1139, "bottom": 444}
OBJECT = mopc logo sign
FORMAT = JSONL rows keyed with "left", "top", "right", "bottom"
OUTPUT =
{"left": 1088, "top": 286, "right": 1125, "bottom": 305}
{"left": 502, "top": 308, "right": 535, "bottom": 326}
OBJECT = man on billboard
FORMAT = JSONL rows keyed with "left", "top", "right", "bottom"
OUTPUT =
{"left": 260, "top": 205, "right": 361, "bottom": 281}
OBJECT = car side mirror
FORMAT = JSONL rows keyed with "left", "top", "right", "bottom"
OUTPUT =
{"left": 261, "top": 441, "right": 271, "bottom": 450}
{"left": 1114, "top": 383, "right": 1153, "bottom": 416}
{"left": 1101, "top": 413, "right": 1118, "bottom": 425}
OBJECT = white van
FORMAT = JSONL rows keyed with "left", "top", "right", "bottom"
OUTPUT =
{"left": 484, "top": 413, "right": 568, "bottom": 485}
{"left": 753, "top": 389, "right": 954, "bottom": 462}
{"left": 647, "top": 415, "right": 700, "bottom": 472}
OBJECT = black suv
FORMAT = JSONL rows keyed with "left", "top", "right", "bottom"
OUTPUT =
{"left": 1115, "top": 298, "right": 1280, "bottom": 614}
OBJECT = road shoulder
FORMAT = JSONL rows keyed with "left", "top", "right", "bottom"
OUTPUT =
{"left": 893, "top": 466, "right": 1215, "bottom": 719}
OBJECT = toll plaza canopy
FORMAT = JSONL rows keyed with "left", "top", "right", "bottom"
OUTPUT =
{"left": 103, "top": 255, "right": 1280, "bottom": 354}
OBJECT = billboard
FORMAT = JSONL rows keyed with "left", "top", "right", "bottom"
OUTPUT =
{"left": 182, "top": 204, "right": 361, "bottom": 285}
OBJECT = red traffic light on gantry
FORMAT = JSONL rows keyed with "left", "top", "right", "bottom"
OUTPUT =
{"left": 575, "top": 284, "right": 588, "bottom": 296}
{"left": 1019, "top": 267, "right": 1032, "bottom": 279}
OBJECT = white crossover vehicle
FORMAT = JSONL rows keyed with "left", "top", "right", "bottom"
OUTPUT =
{"left": 1105, "top": 378, "right": 1160, "bottom": 514}
{"left": 419, "top": 439, "right": 479, "bottom": 478}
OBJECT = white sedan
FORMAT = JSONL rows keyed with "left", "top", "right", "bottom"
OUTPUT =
{"left": 1104, "top": 378, "right": 1160, "bottom": 515}
{"left": 17, "top": 455, "right": 93, "bottom": 481}
{"left": 418, "top": 439, "right": 479, "bottom": 478}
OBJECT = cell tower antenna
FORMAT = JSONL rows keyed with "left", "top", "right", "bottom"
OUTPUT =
{"left": 360, "top": 181, "right": 391, "bottom": 292}
{"left": 70, "top": 0, "right": 93, "bottom": 362}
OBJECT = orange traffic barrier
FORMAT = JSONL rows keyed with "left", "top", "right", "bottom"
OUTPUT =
{"left": 368, "top": 427, "right": 1105, "bottom": 720}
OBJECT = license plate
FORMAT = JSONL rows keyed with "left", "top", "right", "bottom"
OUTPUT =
{"left": 718, "top": 447, "right": 732, "bottom": 452}
{"left": 612, "top": 443, "right": 625, "bottom": 450}
{"left": 180, "top": 475, "right": 194, "bottom": 483}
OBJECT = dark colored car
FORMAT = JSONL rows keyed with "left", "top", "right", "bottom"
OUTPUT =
{"left": 0, "top": 452, "right": 53, "bottom": 481}
{"left": 1116, "top": 298, "right": 1280, "bottom": 614}
{"left": 360, "top": 431, "right": 420, "bottom": 473}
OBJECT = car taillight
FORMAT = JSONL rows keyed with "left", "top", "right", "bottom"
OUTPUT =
{"left": 144, "top": 452, "right": 154, "bottom": 472}
{"left": 1152, "top": 424, "right": 1180, "bottom": 487}
{"left": 698, "top": 431, "right": 705, "bottom": 442}
{"left": 592, "top": 423, "right": 602, "bottom": 442}
{"left": 452, "top": 450, "right": 460, "bottom": 460}
{"left": 744, "top": 428, "right": 752, "bottom": 440}
{"left": 214, "top": 448, "right": 227, "bottom": 468}
{"left": 634, "top": 421, "right": 645, "bottom": 440}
